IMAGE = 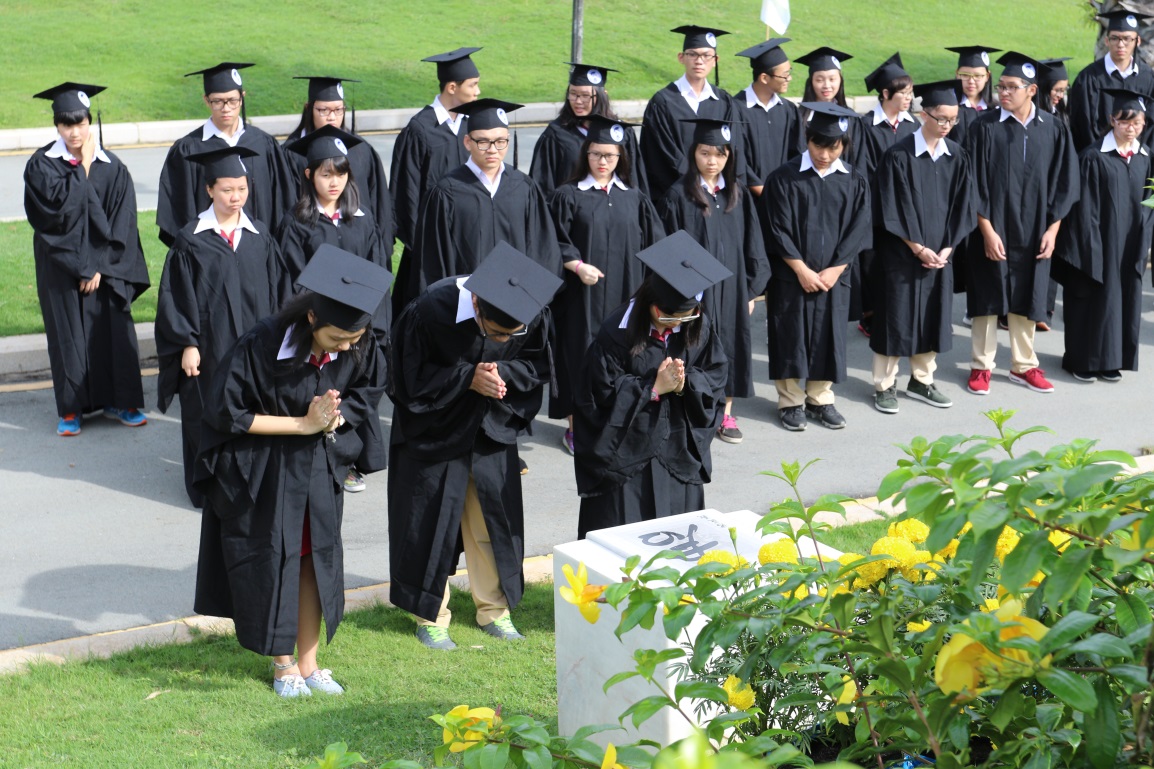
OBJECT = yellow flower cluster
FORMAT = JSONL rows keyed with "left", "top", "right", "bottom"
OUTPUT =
{"left": 1048, "top": 529, "right": 1073, "bottom": 551}
{"left": 934, "top": 598, "right": 1050, "bottom": 699}
{"left": 697, "top": 549, "right": 748, "bottom": 576}
{"left": 560, "top": 562, "right": 606, "bottom": 624}
{"left": 600, "top": 743, "right": 625, "bottom": 769}
{"left": 888, "top": 518, "right": 930, "bottom": 544}
{"left": 907, "top": 619, "right": 932, "bottom": 632}
{"left": 758, "top": 538, "right": 801, "bottom": 565}
{"left": 723, "top": 674, "right": 756, "bottom": 710}
{"left": 834, "top": 675, "right": 857, "bottom": 725}
{"left": 442, "top": 705, "right": 497, "bottom": 753}
{"left": 995, "top": 527, "right": 1021, "bottom": 561}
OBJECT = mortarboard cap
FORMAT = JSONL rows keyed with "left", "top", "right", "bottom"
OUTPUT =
{"left": 914, "top": 80, "right": 962, "bottom": 108}
{"left": 422, "top": 48, "right": 482, "bottom": 83}
{"left": 1103, "top": 86, "right": 1148, "bottom": 114}
{"left": 864, "top": 52, "right": 909, "bottom": 93}
{"left": 635, "top": 230, "right": 732, "bottom": 313}
{"left": 33, "top": 82, "right": 105, "bottom": 114}
{"left": 802, "top": 102, "right": 860, "bottom": 138}
{"left": 284, "top": 125, "right": 364, "bottom": 165}
{"left": 185, "top": 145, "right": 260, "bottom": 180}
{"left": 672, "top": 25, "right": 730, "bottom": 51}
{"left": 297, "top": 244, "right": 392, "bottom": 331}
{"left": 1099, "top": 9, "right": 1152, "bottom": 32}
{"left": 997, "top": 51, "right": 1046, "bottom": 84}
{"left": 451, "top": 98, "right": 523, "bottom": 131}
{"left": 682, "top": 117, "right": 737, "bottom": 146}
{"left": 293, "top": 75, "right": 359, "bottom": 103}
{"left": 795, "top": 47, "right": 853, "bottom": 74}
{"left": 464, "top": 242, "right": 563, "bottom": 327}
{"left": 185, "top": 62, "right": 254, "bottom": 95}
{"left": 1038, "top": 57, "right": 1072, "bottom": 83}
{"left": 566, "top": 62, "right": 618, "bottom": 87}
{"left": 583, "top": 114, "right": 636, "bottom": 145}
{"left": 736, "top": 38, "right": 792, "bottom": 72}
{"left": 946, "top": 45, "right": 1000, "bottom": 70}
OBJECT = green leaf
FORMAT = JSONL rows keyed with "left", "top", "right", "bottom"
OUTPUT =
{"left": 1037, "top": 668, "right": 1097, "bottom": 712}
{"left": 872, "top": 657, "right": 912, "bottom": 690}
{"left": 673, "top": 680, "right": 729, "bottom": 705}
{"left": 478, "top": 742, "right": 509, "bottom": 769}
{"left": 967, "top": 525, "right": 1000, "bottom": 592}
{"left": 1065, "top": 633, "right": 1132, "bottom": 660}
{"left": 1000, "top": 529, "right": 1049, "bottom": 595}
{"left": 1042, "top": 547, "right": 1093, "bottom": 606}
{"left": 603, "top": 671, "right": 640, "bottom": 693}
{"left": 989, "top": 684, "right": 1024, "bottom": 732}
{"left": 661, "top": 603, "right": 696, "bottom": 641}
{"left": 877, "top": 467, "right": 915, "bottom": 500}
{"left": 1039, "top": 611, "right": 1098, "bottom": 656}
{"left": 1115, "top": 593, "right": 1153, "bottom": 635}
{"left": 570, "top": 723, "right": 624, "bottom": 741}
{"left": 520, "top": 745, "right": 551, "bottom": 769}
{"left": 619, "top": 695, "right": 672, "bottom": 728}
{"left": 1106, "top": 664, "right": 1151, "bottom": 691}
{"left": 617, "top": 599, "right": 657, "bottom": 637}
{"left": 1085, "top": 676, "right": 1121, "bottom": 769}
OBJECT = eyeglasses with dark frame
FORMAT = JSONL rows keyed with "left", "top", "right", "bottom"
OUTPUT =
{"left": 682, "top": 51, "right": 718, "bottom": 62}
{"left": 567, "top": 92, "right": 595, "bottom": 103}
{"left": 955, "top": 72, "right": 989, "bottom": 82}
{"left": 922, "top": 111, "right": 960, "bottom": 128}
{"left": 208, "top": 97, "right": 243, "bottom": 109}
{"left": 314, "top": 106, "right": 346, "bottom": 117}
{"left": 770, "top": 70, "right": 794, "bottom": 81}
{"left": 468, "top": 135, "right": 510, "bottom": 151}
{"left": 995, "top": 83, "right": 1030, "bottom": 93}
{"left": 587, "top": 151, "right": 621, "bottom": 163}
{"left": 476, "top": 307, "right": 528, "bottom": 340}
{"left": 1108, "top": 34, "right": 1139, "bottom": 45}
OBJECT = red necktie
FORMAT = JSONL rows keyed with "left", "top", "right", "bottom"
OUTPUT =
{"left": 1122, "top": 150, "right": 1135, "bottom": 163}
{"left": 651, "top": 328, "right": 671, "bottom": 344}
{"left": 713, "top": 186, "right": 721, "bottom": 194}
{"left": 330, "top": 212, "right": 341, "bottom": 223}
{"left": 308, "top": 353, "right": 331, "bottom": 368}
{"left": 220, "top": 229, "right": 236, "bottom": 250}
{"left": 600, "top": 185, "right": 609, "bottom": 193}
{"left": 975, "top": 106, "right": 984, "bottom": 112}
{"left": 68, "top": 158, "right": 80, "bottom": 167}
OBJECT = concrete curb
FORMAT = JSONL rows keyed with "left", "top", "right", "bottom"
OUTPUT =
{"left": 0, "top": 322, "right": 155, "bottom": 379}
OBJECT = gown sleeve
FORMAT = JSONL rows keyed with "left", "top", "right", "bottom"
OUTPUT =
{"left": 154, "top": 241, "right": 201, "bottom": 412}
{"left": 23, "top": 152, "right": 98, "bottom": 280}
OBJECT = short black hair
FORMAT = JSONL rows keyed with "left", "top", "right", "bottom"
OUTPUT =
{"left": 476, "top": 297, "right": 521, "bottom": 330}
{"left": 54, "top": 109, "right": 91, "bottom": 127}
{"left": 806, "top": 131, "right": 850, "bottom": 156}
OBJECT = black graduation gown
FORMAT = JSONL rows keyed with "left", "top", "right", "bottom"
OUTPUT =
{"left": 1067, "top": 58, "right": 1154, "bottom": 151}
{"left": 411, "top": 164, "right": 563, "bottom": 298}
{"left": 1054, "top": 143, "right": 1154, "bottom": 372}
{"left": 737, "top": 92, "right": 805, "bottom": 187}
{"left": 573, "top": 303, "right": 728, "bottom": 539}
{"left": 389, "top": 105, "right": 470, "bottom": 315}
{"left": 658, "top": 183, "right": 771, "bottom": 398}
{"left": 155, "top": 221, "right": 282, "bottom": 506}
{"left": 639, "top": 84, "right": 744, "bottom": 198}
{"left": 961, "top": 109, "right": 1079, "bottom": 320}
{"left": 759, "top": 158, "right": 872, "bottom": 382}
{"left": 157, "top": 124, "right": 298, "bottom": 248}
{"left": 23, "top": 145, "right": 150, "bottom": 416}
{"left": 870, "top": 136, "right": 977, "bottom": 357}
{"left": 950, "top": 101, "right": 989, "bottom": 149}
{"left": 547, "top": 182, "right": 666, "bottom": 418}
{"left": 529, "top": 119, "right": 649, "bottom": 198}
{"left": 193, "top": 317, "right": 386, "bottom": 656}
{"left": 275, "top": 210, "right": 391, "bottom": 472}
{"left": 386, "top": 278, "right": 552, "bottom": 622}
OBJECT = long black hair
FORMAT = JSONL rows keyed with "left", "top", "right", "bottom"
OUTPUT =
{"left": 802, "top": 70, "right": 848, "bottom": 107}
{"left": 625, "top": 273, "right": 704, "bottom": 356}
{"left": 556, "top": 84, "right": 615, "bottom": 129}
{"left": 274, "top": 291, "right": 371, "bottom": 370}
{"left": 1036, "top": 80, "right": 1071, "bottom": 126}
{"left": 291, "top": 155, "right": 361, "bottom": 227}
{"left": 678, "top": 143, "right": 741, "bottom": 216}
{"left": 288, "top": 100, "right": 348, "bottom": 139}
{"left": 563, "top": 135, "right": 634, "bottom": 187}
{"left": 958, "top": 68, "right": 994, "bottom": 108}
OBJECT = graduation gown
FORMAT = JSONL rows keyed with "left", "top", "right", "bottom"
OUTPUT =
{"left": 547, "top": 182, "right": 666, "bottom": 418}
{"left": 658, "top": 183, "right": 770, "bottom": 398}
{"left": 386, "top": 277, "right": 553, "bottom": 622}
{"left": 573, "top": 302, "right": 728, "bottom": 539}
{"left": 961, "top": 109, "right": 1079, "bottom": 320}
{"left": 529, "top": 119, "right": 649, "bottom": 198}
{"left": 1054, "top": 142, "right": 1154, "bottom": 372}
{"left": 1067, "top": 58, "right": 1154, "bottom": 151}
{"left": 156, "top": 124, "right": 297, "bottom": 247}
{"left": 389, "top": 105, "right": 470, "bottom": 314}
{"left": 759, "top": 157, "right": 872, "bottom": 382}
{"left": 870, "top": 135, "right": 977, "bottom": 357}
{"left": 23, "top": 144, "right": 150, "bottom": 416}
{"left": 155, "top": 220, "right": 282, "bottom": 506}
{"left": 949, "top": 100, "right": 989, "bottom": 149}
{"left": 737, "top": 91, "right": 805, "bottom": 187}
{"left": 639, "top": 84, "right": 744, "bottom": 198}
{"left": 411, "top": 164, "right": 563, "bottom": 298}
{"left": 193, "top": 317, "right": 386, "bottom": 655}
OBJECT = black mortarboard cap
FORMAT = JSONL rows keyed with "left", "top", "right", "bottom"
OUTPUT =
{"left": 566, "top": 62, "right": 618, "bottom": 87}
{"left": 185, "top": 145, "right": 260, "bottom": 180}
{"left": 914, "top": 80, "right": 962, "bottom": 108}
{"left": 795, "top": 47, "right": 852, "bottom": 74}
{"left": 636, "top": 230, "right": 732, "bottom": 312}
{"left": 672, "top": 25, "right": 730, "bottom": 50}
{"left": 422, "top": 48, "right": 482, "bottom": 83}
{"left": 1099, "top": 9, "right": 1152, "bottom": 32}
{"left": 946, "top": 45, "right": 1000, "bottom": 70}
{"left": 1103, "top": 86, "right": 1148, "bottom": 114}
{"left": 284, "top": 125, "right": 364, "bottom": 165}
{"left": 736, "top": 38, "right": 792, "bottom": 72}
{"left": 583, "top": 114, "right": 636, "bottom": 145}
{"left": 997, "top": 51, "right": 1046, "bottom": 84}
{"left": 682, "top": 117, "right": 737, "bottom": 146}
{"left": 463, "top": 242, "right": 563, "bottom": 327}
{"left": 451, "top": 98, "right": 523, "bottom": 131}
{"left": 802, "top": 102, "right": 860, "bottom": 138}
{"left": 864, "top": 52, "right": 909, "bottom": 93}
{"left": 297, "top": 244, "right": 392, "bottom": 331}
{"left": 33, "top": 82, "right": 105, "bottom": 114}
{"left": 293, "top": 75, "right": 359, "bottom": 103}
{"left": 185, "top": 62, "right": 254, "bottom": 95}
{"left": 1038, "top": 57, "right": 1072, "bottom": 83}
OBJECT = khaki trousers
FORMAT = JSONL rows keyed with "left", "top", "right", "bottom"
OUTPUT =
{"left": 970, "top": 314, "right": 1038, "bottom": 373}
{"left": 872, "top": 352, "right": 938, "bottom": 391}
{"left": 775, "top": 379, "right": 834, "bottom": 409}
{"left": 417, "top": 475, "right": 510, "bottom": 629}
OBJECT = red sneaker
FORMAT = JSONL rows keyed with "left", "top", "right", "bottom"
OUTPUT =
{"left": 1008, "top": 367, "right": 1055, "bottom": 393}
{"left": 967, "top": 369, "right": 991, "bottom": 395}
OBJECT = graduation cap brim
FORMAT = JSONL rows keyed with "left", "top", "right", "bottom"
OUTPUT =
{"left": 185, "top": 63, "right": 255, "bottom": 94}
{"left": 463, "top": 242, "right": 563, "bottom": 327}
{"left": 635, "top": 230, "right": 732, "bottom": 310}
{"left": 914, "top": 80, "right": 962, "bottom": 108}
{"left": 293, "top": 75, "right": 361, "bottom": 102}
{"left": 864, "top": 53, "right": 909, "bottom": 93}
{"left": 736, "top": 38, "right": 792, "bottom": 71}
{"left": 795, "top": 47, "right": 853, "bottom": 72}
{"left": 682, "top": 118, "right": 738, "bottom": 146}
{"left": 996, "top": 51, "right": 1046, "bottom": 83}
{"left": 284, "top": 124, "right": 365, "bottom": 164}
{"left": 1102, "top": 87, "right": 1148, "bottom": 114}
{"left": 583, "top": 115, "right": 637, "bottom": 145}
{"left": 185, "top": 145, "right": 261, "bottom": 179}
{"left": 34, "top": 82, "right": 106, "bottom": 114}
{"left": 672, "top": 25, "right": 731, "bottom": 50}
{"left": 451, "top": 98, "right": 524, "bottom": 131}
{"left": 801, "top": 101, "right": 860, "bottom": 137}
{"left": 565, "top": 62, "right": 619, "bottom": 87}
{"left": 422, "top": 48, "right": 482, "bottom": 82}
{"left": 297, "top": 244, "right": 392, "bottom": 331}
{"left": 946, "top": 46, "right": 1001, "bottom": 69}
{"left": 1099, "top": 9, "right": 1152, "bottom": 31}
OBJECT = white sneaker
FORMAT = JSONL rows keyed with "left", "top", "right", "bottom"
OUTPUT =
{"left": 303, "top": 668, "right": 345, "bottom": 695}
{"left": 273, "top": 673, "right": 312, "bottom": 698}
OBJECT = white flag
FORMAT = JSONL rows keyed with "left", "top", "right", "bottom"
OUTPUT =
{"left": 760, "top": 0, "right": 790, "bottom": 33}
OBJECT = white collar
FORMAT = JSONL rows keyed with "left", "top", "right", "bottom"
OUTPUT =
{"left": 277, "top": 325, "right": 339, "bottom": 363}
{"left": 618, "top": 300, "right": 684, "bottom": 334}
{"left": 998, "top": 103, "right": 1038, "bottom": 127}
{"left": 316, "top": 204, "right": 365, "bottom": 219}
{"left": 963, "top": 97, "right": 989, "bottom": 111}
{"left": 194, "top": 206, "right": 259, "bottom": 235}
{"left": 432, "top": 95, "right": 466, "bottom": 134}
{"left": 675, "top": 74, "right": 718, "bottom": 102}
{"left": 699, "top": 175, "right": 726, "bottom": 193}
{"left": 1100, "top": 131, "right": 1148, "bottom": 156}
{"left": 743, "top": 86, "right": 781, "bottom": 111}
{"left": 465, "top": 157, "right": 505, "bottom": 196}
{"left": 1105, "top": 54, "right": 1139, "bottom": 78}
{"left": 45, "top": 136, "right": 110, "bottom": 164}
{"left": 455, "top": 277, "right": 476, "bottom": 323}
{"left": 799, "top": 150, "right": 849, "bottom": 178}
{"left": 577, "top": 173, "right": 628, "bottom": 191}
{"left": 871, "top": 103, "right": 916, "bottom": 126}
{"left": 914, "top": 129, "right": 951, "bottom": 161}
{"left": 202, "top": 118, "right": 245, "bottom": 147}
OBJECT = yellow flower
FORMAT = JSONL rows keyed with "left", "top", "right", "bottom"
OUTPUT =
{"left": 933, "top": 598, "right": 1050, "bottom": 699}
{"left": 998, "top": 571, "right": 1045, "bottom": 600}
{"left": 995, "top": 527, "right": 1021, "bottom": 562}
{"left": 601, "top": 743, "right": 625, "bottom": 769}
{"left": 872, "top": 536, "right": 918, "bottom": 568}
{"left": 442, "top": 705, "right": 496, "bottom": 753}
{"left": 1121, "top": 519, "right": 1154, "bottom": 553}
{"left": 697, "top": 549, "right": 747, "bottom": 576}
{"left": 1048, "top": 530, "right": 1073, "bottom": 551}
{"left": 888, "top": 518, "right": 930, "bottom": 544}
{"left": 758, "top": 538, "right": 801, "bottom": 566}
{"left": 723, "top": 675, "right": 756, "bottom": 711}
{"left": 559, "top": 562, "right": 606, "bottom": 624}
{"left": 936, "top": 538, "right": 960, "bottom": 559}
{"left": 899, "top": 550, "right": 934, "bottom": 582}
{"left": 834, "top": 675, "right": 857, "bottom": 725}
{"left": 907, "top": 619, "right": 932, "bottom": 633}
{"left": 982, "top": 597, "right": 1000, "bottom": 612}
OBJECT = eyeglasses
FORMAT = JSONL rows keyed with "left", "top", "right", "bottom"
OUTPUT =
{"left": 567, "top": 92, "right": 595, "bottom": 103}
{"left": 1051, "top": 88, "right": 1068, "bottom": 98}
{"left": 208, "top": 97, "right": 242, "bottom": 109}
{"left": 956, "top": 73, "right": 988, "bottom": 82}
{"left": 682, "top": 51, "right": 718, "bottom": 62}
{"left": 656, "top": 312, "right": 700, "bottom": 324}
{"left": 314, "top": 106, "right": 346, "bottom": 117}
{"left": 770, "top": 70, "right": 793, "bottom": 80}
{"left": 995, "top": 83, "right": 1029, "bottom": 93}
{"left": 587, "top": 151, "right": 620, "bottom": 162}
{"left": 1108, "top": 35, "right": 1139, "bottom": 45}
{"left": 922, "top": 111, "right": 960, "bottom": 128}
{"left": 468, "top": 136, "right": 510, "bottom": 151}
{"left": 476, "top": 309, "right": 528, "bottom": 340}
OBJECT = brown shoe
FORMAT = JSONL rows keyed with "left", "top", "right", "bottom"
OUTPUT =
{"left": 1036, "top": 321, "right": 1051, "bottom": 332}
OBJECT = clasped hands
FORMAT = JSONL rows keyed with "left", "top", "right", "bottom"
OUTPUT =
{"left": 307, "top": 389, "right": 343, "bottom": 434}
{"left": 654, "top": 357, "right": 686, "bottom": 396}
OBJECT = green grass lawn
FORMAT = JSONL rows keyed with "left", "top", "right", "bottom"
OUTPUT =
{"left": 1, "top": 0, "right": 1095, "bottom": 127}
